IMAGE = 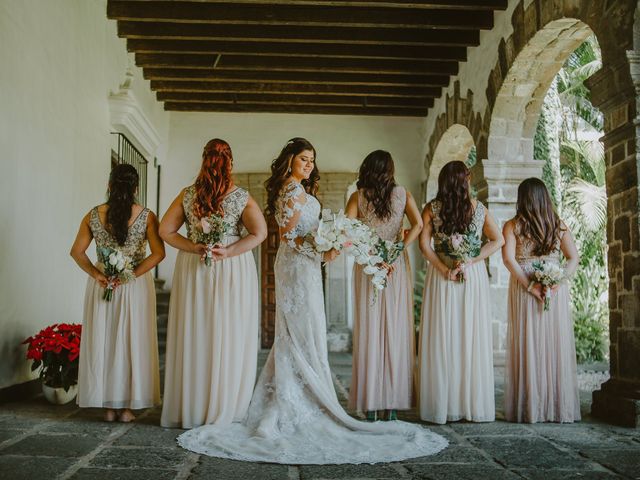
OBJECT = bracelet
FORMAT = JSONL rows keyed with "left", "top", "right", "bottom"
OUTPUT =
{"left": 527, "top": 280, "right": 535, "bottom": 292}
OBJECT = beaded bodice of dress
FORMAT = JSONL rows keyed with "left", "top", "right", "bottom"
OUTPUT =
{"left": 182, "top": 185, "right": 249, "bottom": 240}
{"left": 513, "top": 220, "right": 562, "bottom": 273}
{"left": 431, "top": 200, "right": 485, "bottom": 266}
{"left": 89, "top": 207, "right": 149, "bottom": 266}
{"left": 357, "top": 186, "right": 406, "bottom": 242}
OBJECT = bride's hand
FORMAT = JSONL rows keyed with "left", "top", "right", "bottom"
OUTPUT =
{"left": 383, "top": 262, "right": 395, "bottom": 276}
{"left": 322, "top": 248, "right": 340, "bottom": 263}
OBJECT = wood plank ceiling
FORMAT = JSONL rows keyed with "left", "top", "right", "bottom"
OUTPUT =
{"left": 107, "top": 0, "right": 508, "bottom": 116}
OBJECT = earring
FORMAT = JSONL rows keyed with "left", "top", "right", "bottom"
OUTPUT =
{"left": 287, "top": 167, "right": 292, "bottom": 174}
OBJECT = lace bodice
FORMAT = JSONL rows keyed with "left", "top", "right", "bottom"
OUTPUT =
{"left": 275, "top": 181, "right": 321, "bottom": 259}
{"left": 182, "top": 185, "right": 249, "bottom": 240}
{"left": 513, "top": 220, "right": 563, "bottom": 272}
{"left": 431, "top": 200, "right": 485, "bottom": 265}
{"left": 88, "top": 207, "right": 149, "bottom": 266}
{"left": 357, "top": 186, "right": 406, "bottom": 241}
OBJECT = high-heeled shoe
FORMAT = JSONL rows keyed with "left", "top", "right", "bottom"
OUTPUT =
{"left": 366, "top": 410, "right": 377, "bottom": 422}
{"left": 387, "top": 409, "right": 398, "bottom": 421}
{"left": 118, "top": 409, "right": 136, "bottom": 423}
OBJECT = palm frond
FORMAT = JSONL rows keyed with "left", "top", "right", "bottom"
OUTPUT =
{"left": 564, "top": 178, "right": 607, "bottom": 232}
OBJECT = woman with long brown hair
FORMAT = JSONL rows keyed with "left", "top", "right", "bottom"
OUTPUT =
{"left": 418, "top": 160, "right": 504, "bottom": 424}
{"left": 345, "top": 150, "right": 423, "bottom": 421}
{"left": 175, "top": 138, "right": 448, "bottom": 464}
{"left": 502, "top": 178, "right": 580, "bottom": 423}
{"left": 71, "top": 163, "right": 165, "bottom": 422}
{"left": 159, "top": 138, "right": 267, "bottom": 428}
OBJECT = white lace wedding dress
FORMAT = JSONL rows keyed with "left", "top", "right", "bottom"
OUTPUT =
{"left": 177, "top": 181, "right": 448, "bottom": 464}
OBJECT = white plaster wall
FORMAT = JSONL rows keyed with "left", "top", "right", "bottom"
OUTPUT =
{"left": 159, "top": 112, "right": 426, "bottom": 287}
{"left": 0, "top": 0, "right": 169, "bottom": 388}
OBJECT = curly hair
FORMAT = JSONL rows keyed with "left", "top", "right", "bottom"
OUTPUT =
{"left": 515, "top": 177, "right": 564, "bottom": 256}
{"left": 193, "top": 138, "right": 233, "bottom": 218}
{"left": 356, "top": 150, "right": 396, "bottom": 220}
{"left": 107, "top": 163, "right": 139, "bottom": 246}
{"left": 434, "top": 161, "right": 474, "bottom": 235}
{"left": 264, "top": 137, "right": 319, "bottom": 216}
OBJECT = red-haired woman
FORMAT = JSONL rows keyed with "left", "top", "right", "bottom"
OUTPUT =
{"left": 502, "top": 178, "right": 580, "bottom": 423}
{"left": 159, "top": 139, "right": 267, "bottom": 428}
{"left": 418, "top": 161, "right": 504, "bottom": 424}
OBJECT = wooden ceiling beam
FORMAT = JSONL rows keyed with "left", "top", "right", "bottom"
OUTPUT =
{"left": 149, "top": 80, "right": 441, "bottom": 97}
{"left": 135, "top": 53, "right": 459, "bottom": 75}
{"left": 142, "top": 68, "right": 451, "bottom": 86}
{"left": 126, "top": 39, "right": 467, "bottom": 61}
{"left": 107, "top": 2, "right": 495, "bottom": 29}
{"left": 156, "top": 91, "right": 434, "bottom": 108}
{"left": 117, "top": 21, "right": 481, "bottom": 46}
{"left": 163, "top": 101, "right": 429, "bottom": 116}
{"left": 112, "top": 0, "right": 506, "bottom": 11}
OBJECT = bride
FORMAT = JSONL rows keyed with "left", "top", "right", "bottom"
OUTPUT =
{"left": 177, "top": 138, "right": 448, "bottom": 464}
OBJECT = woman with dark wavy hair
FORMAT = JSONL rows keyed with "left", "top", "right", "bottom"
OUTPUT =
{"left": 176, "top": 138, "right": 448, "bottom": 464}
{"left": 159, "top": 138, "right": 267, "bottom": 428}
{"left": 345, "top": 150, "right": 423, "bottom": 421}
{"left": 71, "top": 163, "right": 165, "bottom": 423}
{"left": 502, "top": 178, "right": 580, "bottom": 423}
{"left": 418, "top": 160, "right": 504, "bottom": 424}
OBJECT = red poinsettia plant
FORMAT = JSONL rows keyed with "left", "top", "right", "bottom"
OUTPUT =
{"left": 22, "top": 323, "right": 82, "bottom": 391}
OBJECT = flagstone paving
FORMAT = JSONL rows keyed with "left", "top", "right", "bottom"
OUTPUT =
{"left": 1, "top": 352, "right": 638, "bottom": 479}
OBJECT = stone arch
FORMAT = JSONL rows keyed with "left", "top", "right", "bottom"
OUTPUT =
{"left": 424, "top": 82, "right": 487, "bottom": 203}
{"left": 481, "top": 0, "right": 638, "bottom": 426}
{"left": 426, "top": 124, "right": 475, "bottom": 202}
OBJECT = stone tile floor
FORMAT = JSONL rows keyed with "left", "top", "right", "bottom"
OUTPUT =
{"left": 1, "top": 352, "right": 638, "bottom": 480}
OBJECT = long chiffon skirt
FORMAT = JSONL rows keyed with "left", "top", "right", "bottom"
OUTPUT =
{"left": 504, "top": 278, "right": 581, "bottom": 423}
{"left": 78, "top": 271, "right": 160, "bottom": 409}
{"left": 418, "top": 262, "right": 495, "bottom": 424}
{"left": 161, "top": 247, "right": 259, "bottom": 428}
{"left": 349, "top": 254, "right": 415, "bottom": 411}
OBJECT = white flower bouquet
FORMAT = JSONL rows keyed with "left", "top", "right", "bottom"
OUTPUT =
{"left": 531, "top": 260, "right": 564, "bottom": 311}
{"left": 313, "top": 209, "right": 350, "bottom": 253}
{"left": 441, "top": 231, "right": 481, "bottom": 282}
{"left": 189, "top": 214, "right": 230, "bottom": 266}
{"left": 97, "top": 247, "right": 136, "bottom": 301}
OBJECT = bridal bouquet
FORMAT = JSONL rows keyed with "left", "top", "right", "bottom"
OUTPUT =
{"left": 441, "top": 231, "right": 481, "bottom": 282}
{"left": 313, "top": 209, "right": 350, "bottom": 253}
{"left": 531, "top": 260, "right": 564, "bottom": 311}
{"left": 97, "top": 247, "right": 136, "bottom": 301}
{"left": 190, "top": 214, "right": 230, "bottom": 266}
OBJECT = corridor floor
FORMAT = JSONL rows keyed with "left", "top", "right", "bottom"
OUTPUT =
{"left": 0, "top": 352, "right": 638, "bottom": 480}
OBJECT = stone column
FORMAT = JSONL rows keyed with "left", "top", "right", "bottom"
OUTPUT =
{"left": 481, "top": 159, "right": 544, "bottom": 355}
{"left": 590, "top": 53, "right": 640, "bottom": 427}
{"left": 317, "top": 173, "right": 357, "bottom": 353}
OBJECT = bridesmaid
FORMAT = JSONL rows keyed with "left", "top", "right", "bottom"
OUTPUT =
{"left": 418, "top": 160, "right": 504, "bottom": 424}
{"left": 71, "top": 163, "right": 165, "bottom": 422}
{"left": 160, "top": 138, "right": 267, "bottom": 429}
{"left": 502, "top": 178, "right": 581, "bottom": 423}
{"left": 345, "top": 150, "right": 423, "bottom": 421}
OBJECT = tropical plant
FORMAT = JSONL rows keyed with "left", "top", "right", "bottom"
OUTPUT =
{"left": 534, "top": 35, "right": 609, "bottom": 363}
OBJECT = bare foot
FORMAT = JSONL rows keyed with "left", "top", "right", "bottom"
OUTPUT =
{"left": 118, "top": 409, "right": 136, "bottom": 423}
{"left": 104, "top": 409, "right": 117, "bottom": 422}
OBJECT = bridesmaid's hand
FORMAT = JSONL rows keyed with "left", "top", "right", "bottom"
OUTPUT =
{"left": 383, "top": 262, "right": 395, "bottom": 276}
{"left": 322, "top": 248, "right": 340, "bottom": 263}
{"left": 93, "top": 271, "right": 109, "bottom": 288}
{"left": 192, "top": 243, "right": 208, "bottom": 256}
{"left": 529, "top": 282, "right": 544, "bottom": 302}
{"left": 210, "top": 246, "right": 228, "bottom": 261}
